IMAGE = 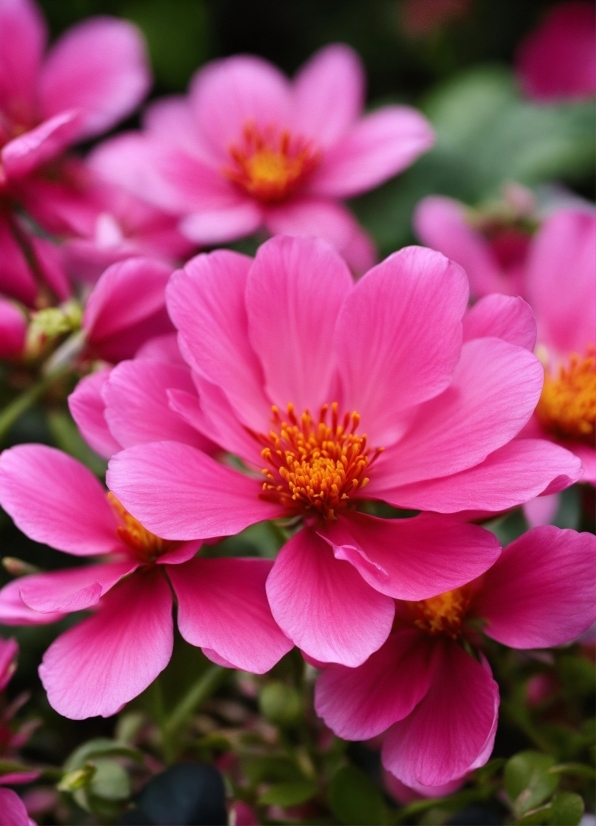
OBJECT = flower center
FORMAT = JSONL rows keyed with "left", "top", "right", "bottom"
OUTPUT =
{"left": 223, "top": 122, "right": 320, "bottom": 202}
{"left": 257, "top": 403, "right": 381, "bottom": 520}
{"left": 536, "top": 346, "right": 596, "bottom": 443}
{"left": 107, "top": 493, "right": 175, "bottom": 563}
{"left": 408, "top": 588, "right": 470, "bottom": 639}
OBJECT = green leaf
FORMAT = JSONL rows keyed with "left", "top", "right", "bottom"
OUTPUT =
{"left": 505, "top": 751, "right": 559, "bottom": 817}
{"left": 242, "top": 755, "right": 303, "bottom": 785}
{"left": 257, "top": 779, "right": 318, "bottom": 807}
{"left": 547, "top": 792, "right": 584, "bottom": 825}
{"left": 63, "top": 738, "right": 140, "bottom": 773}
{"left": 328, "top": 765, "right": 387, "bottom": 826}
{"left": 88, "top": 758, "right": 130, "bottom": 801}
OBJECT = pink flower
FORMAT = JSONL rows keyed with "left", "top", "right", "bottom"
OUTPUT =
{"left": 0, "top": 0, "right": 150, "bottom": 304}
{"left": 413, "top": 191, "right": 538, "bottom": 299}
{"left": 92, "top": 45, "right": 434, "bottom": 271}
{"left": 524, "top": 209, "right": 596, "bottom": 485}
{"left": 81, "top": 257, "right": 175, "bottom": 364}
{"left": 0, "top": 787, "right": 36, "bottom": 826}
{"left": 69, "top": 335, "right": 214, "bottom": 459}
{"left": 315, "top": 526, "right": 596, "bottom": 788}
{"left": 0, "top": 445, "right": 291, "bottom": 719}
{"left": 0, "top": 297, "right": 26, "bottom": 359}
{"left": 106, "top": 237, "right": 580, "bottom": 666}
{"left": 0, "top": 636, "right": 18, "bottom": 691}
{"left": 516, "top": 2, "right": 596, "bottom": 102}
{"left": 17, "top": 159, "right": 196, "bottom": 284}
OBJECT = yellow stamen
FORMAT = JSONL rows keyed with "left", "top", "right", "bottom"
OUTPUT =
{"left": 408, "top": 588, "right": 470, "bottom": 639}
{"left": 107, "top": 493, "right": 175, "bottom": 563}
{"left": 536, "top": 347, "right": 596, "bottom": 443}
{"left": 256, "top": 402, "right": 382, "bottom": 520}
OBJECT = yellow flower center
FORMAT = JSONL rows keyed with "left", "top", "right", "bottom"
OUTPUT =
{"left": 257, "top": 403, "right": 382, "bottom": 520}
{"left": 223, "top": 122, "right": 320, "bottom": 202}
{"left": 536, "top": 346, "right": 596, "bottom": 444}
{"left": 107, "top": 493, "right": 176, "bottom": 563}
{"left": 408, "top": 588, "right": 471, "bottom": 639}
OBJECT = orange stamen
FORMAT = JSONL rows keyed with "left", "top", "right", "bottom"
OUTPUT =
{"left": 256, "top": 402, "right": 382, "bottom": 520}
{"left": 536, "top": 346, "right": 596, "bottom": 443}
{"left": 407, "top": 588, "right": 471, "bottom": 639}
{"left": 222, "top": 122, "right": 320, "bottom": 202}
{"left": 107, "top": 493, "right": 176, "bottom": 563}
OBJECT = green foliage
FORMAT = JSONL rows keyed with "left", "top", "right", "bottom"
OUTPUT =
{"left": 259, "top": 680, "right": 303, "bottom": 727}
{"left": 328, "top": 765, "right": 388, "bottom": 825}
{"left": 505, "top": 751, "right": 560, "bottom": 818}
{"left": 258, "top": 779, "right": 318, "bottom": 806}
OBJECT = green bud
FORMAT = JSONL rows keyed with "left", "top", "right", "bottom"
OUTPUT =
{"left": 259, "top": 681, "right": 303, "bottom": 727}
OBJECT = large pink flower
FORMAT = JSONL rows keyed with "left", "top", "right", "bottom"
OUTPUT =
{"left": 315, "top": 526, "right": 596, "bottom": 788}
{"left": 91, "top": 44, "right": 434, "bottom": 271}
{"left": 107, "top": 237, "right": 580, "bottom": 666}
{"left": 0, "top": 445, "right": 291, "bottom": 718}
{"left": 516, "top": 2, "right": 596, "bottom": 103}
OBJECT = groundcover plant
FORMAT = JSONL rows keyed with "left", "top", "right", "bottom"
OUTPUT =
{"left": 0, "top": 0, "right": 594, "bottom": 824}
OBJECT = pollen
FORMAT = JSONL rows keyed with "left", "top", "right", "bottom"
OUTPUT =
{"left": 536, "top": 346, "right": 596, "bottom": 443}
{"left": 408, "top": 588, "right": 470, "bottom": 639}
{"left": 107, "top": 493, "right": 174, "bottom": 563}
{"left": 223, "top": 122, "right": 320, "bottom": 202}
{"left": 256, "top": 403, "right": 382, "bottom": 520}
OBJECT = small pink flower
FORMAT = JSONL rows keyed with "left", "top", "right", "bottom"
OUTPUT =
{"left": 92, "top": 45, "right": 434, "bottom": 271}
{"left": 315, "top": 526, "right": 596, "bottom": 788}
{"left": 107, "top": 237, "right": 580, "bottom": 666}
{"left": 516, "top": 2, "right": 596, "bottom": 102}
{"left": 0, "top": 445, "right": 291, "bottom": 719}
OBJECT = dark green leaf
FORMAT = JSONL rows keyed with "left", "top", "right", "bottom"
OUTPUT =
{"left": 257, "top": 779, "right": 317, "bottom": 807}
{"left": 63, "top": 738, "right": 140, "bottom": 772}
{"left": 328, "top": 765, "right": 386, "bottom": 825}
{"left": 548, "top": 792, "right": 584, "bottom": 826}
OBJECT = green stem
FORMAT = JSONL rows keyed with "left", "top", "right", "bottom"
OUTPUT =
{"left": 0, "top": 365, "right": 68, "bottom": 444}
{"left": 163, "top": 665, "right": 227, "bottom": 745}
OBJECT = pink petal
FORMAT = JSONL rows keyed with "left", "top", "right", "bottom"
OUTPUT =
{"left": 320, "top": 512, "right": 500, "bottom": 600}
{"left": 0, "top": 216, "right": 37, "bottom": 304}
{"left": 574, "top": 444, "right": 596, "bottom": 484}
{"left": 167, "top": 250, "right": 269, "bottom": 430}
{"left": 68, "top": 369, "right": 121, "bottom": 459}
{"left": 309, "top": 106, "right": 434, "bottom": 198}
{"left": 266, "top": 528, "right": 395, "bottom": 667}
{"left": 169, "top": 557, "right": 292, "bottom": 673}
{"left": 103, "top": 360, "right": 211, "bottom": 450}
{"left": 0, "top": 297, "right": 26, "bottom": 359}
{"left": 315, "top": 629, "right": 435, "bottom": 740}
{"left": 0, "top": 578, "right": 64, "bottom": 626}
{"left": 180, "top": 200, "right": 263, "bottom": 245}
{"left": 340, "top": 223, "right": 378, "bottom": 277}
{"left": 107, "top": 441, "right": 284, "bottom": 540}
{"left": 335, "top": 246, "right": 468, "bottom": 445}
{"left": 368, "top": 338, "right": 544, "bottom": 491}
{"left": 29, "top": 234, "right": 70, "bottom": 300}
{"left": 143, "top": 95, "right": 201, "bottom": 154}
{"left": 40, "top": 17, "right": 150, "bottom": 140}
{"left": 264, "top": 198, "right": 357, "bottom": 251}
{"left": 385, "top": 439, "right": 582, "bottom": 513}
{"left": 0, "top": 636, "right": 18, "bottom": 691}
{"left": 18, "top": 561, "right": 138, "bottom": 614}
{"left": 413, "top": 196, "right": 511, "bottom": 298}
{"left": 516, "top": 2, "right": 596, "bottom": 102}
{"left": 1, "top": 110, "right": 82, "bottom": 179}
{"left": 83, "top": 257, "right": 173, "bottom": 363}
{"left": 135, "top": 332, "right": 185, "bottom": 364}
{"left": 189, "top": 55, "right": 290, "bottom": 160}
{"left": 525, "top": 209, "right": 596, "bottom": 356}
{"left": 463, "top": 294, "right": 537, "bottom": 351}
{"left": 39, "top": 568, "right": 173, "bottom": 719}
{"left": 0, "top": 787, "right": 34, "bottom": 826}
{"left": 292, "top": 44, "right": 364, "bottom": 147}
{"left": 382, "top": 640, "right": 499, "bottom": 787}
{"left": 522, "top": 492, "right": 560, "bottom": 527}
{"left": 474, "top": 526, "right": 596, "bottom": 648}
{"left": 0, "top": 445, "right": 120, "bottom": 555}
{"left": 169, "top": 377, "right": 261, "bottom": 464}
{"left": 246, "top": 236, "right": 352, "bottom": 413}
{"left": 0, "top": 0, "right": 46, "bottom": 118}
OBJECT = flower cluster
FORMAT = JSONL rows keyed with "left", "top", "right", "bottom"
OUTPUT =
{"left": 0, "top": 0, "right": 593, "bottom": 818}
